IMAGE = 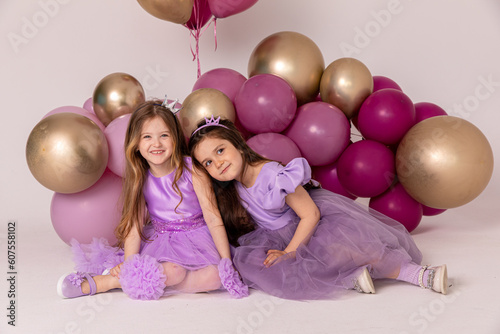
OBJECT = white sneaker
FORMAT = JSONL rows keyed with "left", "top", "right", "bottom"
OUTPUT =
{"left": 354, "top": 267, "right": 375, "bottom": 294}
{"left": 419, "top": 264, "right": 448, "bottom": 294}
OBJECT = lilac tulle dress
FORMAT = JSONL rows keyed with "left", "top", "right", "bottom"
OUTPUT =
{"left": 232, "top": 158, "right": 422, "bottom": 300}
{"left": 71, "top": 157, "right": 247, "bottom": 299}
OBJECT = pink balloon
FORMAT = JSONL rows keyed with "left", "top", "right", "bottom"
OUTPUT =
{"left": 51, "top": 169, "right": 123, "bottom": 245}
{"left": 358, "top": 89, "right": 416, "bottom": 145}
{"left": 208, "top": 0, "right": 258, "bottom": 18}
{"left": 104, "top": 113, "right": 131, "bottom": 177}
{"left": 337, "top": 140, "right": 395, "bottom": 198}
{"left": 247, "top": 133, "right": 301, "bottom": 165}
{"left": 184, "top": 0, "right": 213, "bottom": 30}
{"left": 82, "top": 97, "right": 95, "bottom": 115}
{"left": 369, "top": 182, "right": 423, "bottom": 233}
{"left": 235, "top": 74, "right": 297, "bottom": 134}
{"left": 312, "top": 161, "right": 357, "bottom": 200}
{"left": 373, "top": 76, "right": 402, "bottom": 92}
{"left": 284, "top": 102, "right": 350, "bottom": 166}
{"left": 414, "top": 102, "right": 448, "bottom": 123}
{"left": 43, "top": 105, "right": 105, "bottom": 131}
{"left": 192, "top": 68, "right": 247, "bottom": 103}
{"left": 422, "top": 205, "right": 447, "bottom": 216}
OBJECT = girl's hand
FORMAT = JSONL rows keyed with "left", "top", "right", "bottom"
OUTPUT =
{"left": 110, "top": 263, "right": 123, "bottom": 278}
{"left": 264, "top": 249, "right": 287, "bottom": 267}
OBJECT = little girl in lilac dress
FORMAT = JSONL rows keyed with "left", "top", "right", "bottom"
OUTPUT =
{"left": 57, "top": 100, "right": 247, "bottom": 300}
{"left": 189, "top": 117, "right": 449, "bottom": 300}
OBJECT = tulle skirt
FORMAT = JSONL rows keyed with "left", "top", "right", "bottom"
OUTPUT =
{"left": 71, "top": 223, "right": 221, "bottom": 274}
{"left": 232, "top": 188, "right": 423, "bottom": 300}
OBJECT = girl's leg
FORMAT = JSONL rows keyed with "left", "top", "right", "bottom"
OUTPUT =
{"left": 81, "top": 274, "right": 120, "bottom": 294}
{"left": 171, "top": 265, "right": 221, "bottom": 293}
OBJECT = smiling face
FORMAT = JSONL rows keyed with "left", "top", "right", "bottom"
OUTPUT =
{"left": 193, "top": 136, "right": 244, "bottom": 182}
{"left": 138, "top": 116, "right": 175, "bottom": 177}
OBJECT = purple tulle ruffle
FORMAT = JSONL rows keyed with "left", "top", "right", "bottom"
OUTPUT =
{"left": 218, "top": 258, "right": 249, "bottom": 298}
{"left": 71, "top": 238, "right": 124, "bottom": 274}
{"left": 119, "top": 254, "right": 166, "bottom": 300}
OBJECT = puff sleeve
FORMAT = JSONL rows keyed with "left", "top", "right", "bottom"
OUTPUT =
{"left": 261, "top": 158, "right": 314, "bottom": 210}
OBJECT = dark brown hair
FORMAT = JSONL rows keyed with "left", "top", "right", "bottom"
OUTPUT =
{"left": 188, "top": 119, "right": 270, "bottom": 246}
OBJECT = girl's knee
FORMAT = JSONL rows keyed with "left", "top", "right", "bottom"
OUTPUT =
{"left": 203, "top": 265, "right": 222, "bottom": 290}
{"left": 161, "top": 262, "right": 187, "bottom": 286}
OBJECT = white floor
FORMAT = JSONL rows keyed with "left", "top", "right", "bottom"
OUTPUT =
{"left": 1, "top": 186, "right": 499, "bottom": 334}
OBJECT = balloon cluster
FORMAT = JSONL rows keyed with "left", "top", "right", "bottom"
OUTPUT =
{"left": 137, "top": 0, "right": 259, "bottom": 76}
{"left": 27, "top": 31, "right": 494, "bottom": 245}
{"left": 180, "top": 31, "right": 494, "bottom": 233}
{"left": 26, "top": 72, "right": 146, "bottom": 245}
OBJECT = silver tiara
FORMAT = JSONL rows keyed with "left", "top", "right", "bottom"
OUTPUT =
{"left": 160, "top": 94, "right": 182, "bottom": 114}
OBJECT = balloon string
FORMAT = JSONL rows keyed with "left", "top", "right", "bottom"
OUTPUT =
{"left": 184, "top": 0, "right": 217, "bottom": 78}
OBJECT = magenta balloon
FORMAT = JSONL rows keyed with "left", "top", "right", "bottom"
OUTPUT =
{"left": 369, "top": 183, "right": 423, "bottom": 233}
{"left": 414, "top": 102, "right": 448, "bottom": 123}
{"left": 312, "top": 161, "right": 357, "bottom": 200}
{"left": 247, "top": 133, "right": 301, "bottom": 165}
{"left": 337, "top": 140, "right": 395, "bottom": 197}
{"left": 43, "top": 105, "right": 105, "bottom": 131}
{"left": 184, "top": 0, "right": 213, "bottom": 30}
{"left": 192, "top": 68, "right": 247, "bottom": 103}
{"left": 235, "top": 74, "right": 297, "bottom": 134}
{"left": 373, "top": 76, "right": 402, "bottom": 92}
{"left": 358, "top": 89, "right": 416, "bottom": 145}
{"left": 284, "top": 101, "right": 350, "bottom": 166}
{"left": 422, "top": 205, "right": 447, "bottom": 216}
{"left": 208, "top": 0, "right": 258, "bottom": 18}
{"left": 104, "top": 113, "right": 131, "bottom": 177}
{"left": 83, "top": 97, "right": 95, "bottom": 115}
{"left": 50, "top": 169, "right": 123, "bottom": 245}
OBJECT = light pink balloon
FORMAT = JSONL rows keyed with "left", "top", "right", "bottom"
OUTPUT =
{"left": 104, "top": 114, "right": 131, "bottom": 177}
{"left": 82, "top": 97, "right": 95, "bottom": 115}
{"left": 43, "top": 105, "right": 105, "bottom": 132}
{"left": 208, "top": 0, "right": 258, "bottom": 18}
{"left": 192, "top": 68, "right": 247, "bottom": 103}
{"left": 235, "top": 74, "right": 297, "bottom": 134}
{"left": 284, "top": 101, "right": 350, "bottom": 166}
{"left": 247, "top": 133, "right": 301, "bottom": 165}
{"left": 50, "top": 169, "right": 123, "bottom": 245}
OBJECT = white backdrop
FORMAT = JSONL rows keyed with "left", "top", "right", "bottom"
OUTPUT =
{"left": 1, "top": 1, "right": 500, "bottom": 333}
{"left": 2, "top": 0, "right": 499, "bottom": 228}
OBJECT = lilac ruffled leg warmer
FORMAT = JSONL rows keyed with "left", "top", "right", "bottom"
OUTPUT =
{"left": 119, "top": 254, "right": 166, "bottom": 300}
{"left": 218, "top": 258, "right": 249, "bottom": 298}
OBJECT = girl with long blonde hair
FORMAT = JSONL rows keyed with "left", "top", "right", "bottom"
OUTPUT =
{"left": 57, "top": 100, "right": 247, "bottom": 300}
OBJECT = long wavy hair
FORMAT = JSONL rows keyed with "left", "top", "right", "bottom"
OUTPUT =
{"left": 115, "top": 100, "right": 188, "bottom": 247}
{"left": 188, "top": 119, "right": 271, "bottom": 246}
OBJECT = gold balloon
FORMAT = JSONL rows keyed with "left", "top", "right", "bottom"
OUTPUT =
{"left": 396, "top": 116, "right": 493, "bottom": 209}
{"left": 93, "top": 72, "right": 145, "bottom": 126}
{"left": 178, "top": 88, "right": 236, "bottom": 137}
{"left": 320, "top": 57, "right": 373, "bottom": 119}
{"left": 137, "top": 0, "right": 193, "bottom": 24}
{"left": 248, "top": 31, "right": 325, "bottom": 105}
{"left": 26, "top": 113, "right": 109, "bottom": 194}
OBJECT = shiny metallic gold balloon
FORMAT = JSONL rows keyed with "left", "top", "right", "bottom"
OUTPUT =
{"left": 178, "top": 88, "right": 236, "bottom": 136}
{"left": 26, "top": 113, "right": 109, "bottom": 194}
{"left": 248, "top": 31, "right": 325, "bottom": 105}
{"left": 320, "top": 57, "right": 373, "bottom": 119}
{"left": 396, "top": 116, "right": 493, "bottom": 209}
{"left": 137, "top": 0, "right": 193, "bottom": 24}
{"left": 93, "top": 72, "right": 145, "bottom": 126}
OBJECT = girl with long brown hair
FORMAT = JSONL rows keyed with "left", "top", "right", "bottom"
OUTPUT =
{"left": 57, "top": 100, "right": 247, "bottom": 300}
